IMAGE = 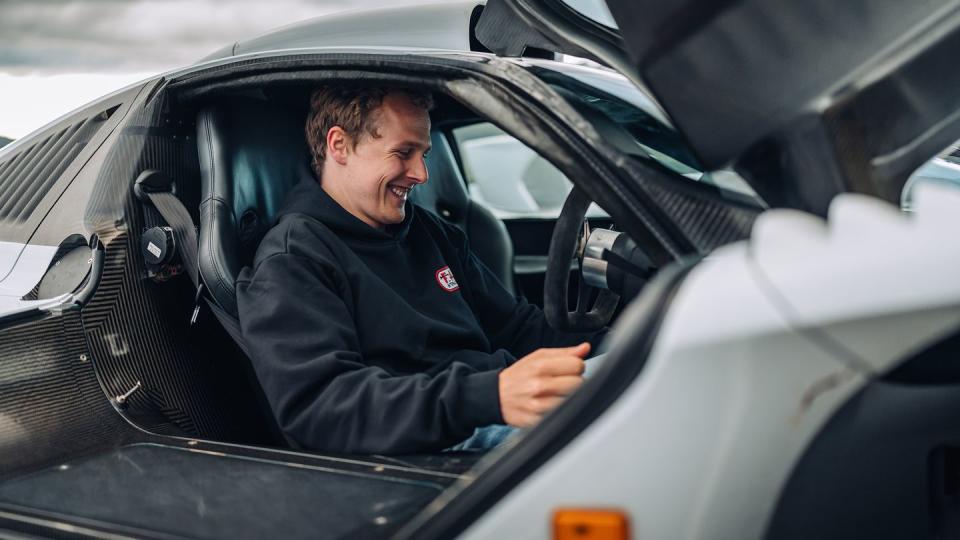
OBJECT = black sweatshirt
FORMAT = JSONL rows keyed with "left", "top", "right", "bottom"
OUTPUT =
{"left": 236, "top": 174, "right": 600, "bottom": 454}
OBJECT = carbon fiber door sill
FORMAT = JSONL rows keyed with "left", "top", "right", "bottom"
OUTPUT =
{"left": 0, "top": 443, "right": 445, "bottom": 539}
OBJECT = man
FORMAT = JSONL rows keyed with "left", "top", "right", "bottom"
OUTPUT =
{"left": 236, "top": 86, "right": 604, "bottom": 455}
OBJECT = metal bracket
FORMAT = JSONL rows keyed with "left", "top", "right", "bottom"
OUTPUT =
{"left": 114, "top": 381, "right": 142, "bottom": 408}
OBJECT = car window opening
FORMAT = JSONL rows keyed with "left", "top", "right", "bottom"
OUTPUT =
{"left": 97, "top": 71, "right": 629, "bottom": 460}
{"left": 0, "top": 55, "right": 755, "bottom": 540}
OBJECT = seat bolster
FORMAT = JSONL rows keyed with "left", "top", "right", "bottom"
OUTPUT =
{"left": 197, "top": 106, "right": 235, "bottom": 206}
{"left": 199, "top": 198, "right": 242, "bottom": 317}
{"left": 467, "top": 202, "right": 515, "bottom": 293}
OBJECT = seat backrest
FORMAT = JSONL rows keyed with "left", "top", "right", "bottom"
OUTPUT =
{"left": 196, "top": 98, "right": 516, "bottom": 318}
{"left": 413, "top": 132, "right": 515, "bottom": 292}
{"left": 196, "top": 98, "right": 309, "bottom": 317}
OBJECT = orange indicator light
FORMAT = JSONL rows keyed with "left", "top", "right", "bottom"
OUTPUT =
{"left": 553, "top": 508, "right": 630, "bottom": 540}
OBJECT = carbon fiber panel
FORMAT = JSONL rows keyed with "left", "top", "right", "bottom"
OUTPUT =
{"left": 0, "top": 312, "right": 131, "bottom": 478}
{"left": 641, "top": 178, "right": 760, "bottom": 252}
{"left": 72, "top": 83, "right": 246, "bottom": 441}
{"left": 0, "top": 444, "right": 445, "bottom": 540}
{"left": 82, "top": 230, "right": 226, "bottom": 439}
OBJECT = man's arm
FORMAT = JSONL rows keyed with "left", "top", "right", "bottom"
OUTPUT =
{"left": 236, "top": 252, "right": 504, "bottom": 454}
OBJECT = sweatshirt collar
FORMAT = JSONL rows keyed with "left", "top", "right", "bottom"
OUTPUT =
{"left": 276, "top": 169, "right": 414, "bottom": 242}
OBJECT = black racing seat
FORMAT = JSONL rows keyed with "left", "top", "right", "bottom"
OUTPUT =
{"left": 196, "top": 99, "right": 307, "bottom": 317}
{"left": 195, "top": 96, "right": 515, "bottom": 318}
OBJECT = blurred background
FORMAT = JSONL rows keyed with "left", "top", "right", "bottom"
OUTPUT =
{"left": 0, "top": 0, "right": 424, "bottom": 146}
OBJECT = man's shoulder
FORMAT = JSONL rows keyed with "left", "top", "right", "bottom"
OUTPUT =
{"left": 249, "top": 212, "right": 340, "bottom": 270}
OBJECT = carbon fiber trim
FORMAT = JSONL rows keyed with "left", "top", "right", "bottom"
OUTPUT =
{"left": 82, "top": 231, "right": 226, "bottom": 439}
{"left": 638, "top": 176, "right": 760, "bottom": 252}
{"left": 0, "top": 311, "right": 131, "bottom": 478}
{"left": 69, "top": 83, "right": 248, "bottom": 442}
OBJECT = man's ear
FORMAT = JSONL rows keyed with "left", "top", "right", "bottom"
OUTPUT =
{"left": 326, "top": 126, "right": 351, "bottom": 166}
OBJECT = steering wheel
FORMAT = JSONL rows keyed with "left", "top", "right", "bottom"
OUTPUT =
{"left": 544, "top": 186, "right": 620, "bottom": 332}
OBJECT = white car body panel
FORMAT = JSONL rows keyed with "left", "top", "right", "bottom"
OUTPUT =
{"left": 0, "top": 241, "right": 28, "bottom": 285}
{"left": 0, "top": 243, "right": 66, "bottom": 317}
{"left": 0, "top": 243, "right": 58, "bottom": 297}
{"left": 461, "top": 183, "right": 960, "bottom": 539}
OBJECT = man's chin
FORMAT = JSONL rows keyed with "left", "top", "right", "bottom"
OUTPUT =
{"left": 379, "top": 208, "right": 405, "bottom": 227}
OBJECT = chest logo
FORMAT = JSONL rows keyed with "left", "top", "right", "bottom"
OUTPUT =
{"left": 435, "top": 266, "right": 460, "bottom": 292}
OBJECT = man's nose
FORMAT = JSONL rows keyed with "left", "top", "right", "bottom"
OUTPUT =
{"left": 409, "top": 155, "right": 429, "bottom": 184}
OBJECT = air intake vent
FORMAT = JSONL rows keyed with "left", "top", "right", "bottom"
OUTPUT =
{"left": 0, "top": 106, "right": 117, "bottom": 224}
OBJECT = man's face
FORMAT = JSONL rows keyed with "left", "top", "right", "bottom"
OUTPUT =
{"left": 336, "top": 93, "right": 431, "bottom": 229}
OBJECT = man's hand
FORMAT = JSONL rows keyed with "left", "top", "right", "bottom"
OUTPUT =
{"left": 498, "top": 342, "right": 591, "bottom": 428}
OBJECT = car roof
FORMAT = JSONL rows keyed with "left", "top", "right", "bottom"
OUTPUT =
{"left": 198, "top": 1, "right": 484, "bottom": 64}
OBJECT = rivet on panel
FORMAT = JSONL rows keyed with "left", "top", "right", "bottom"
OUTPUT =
{"left": 79, "top": 354, "right": 88, "bottom": 363}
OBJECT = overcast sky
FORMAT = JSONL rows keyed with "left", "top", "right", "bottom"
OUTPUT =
{"left": 0, "top": 0, "right": 423, "bottom": 139}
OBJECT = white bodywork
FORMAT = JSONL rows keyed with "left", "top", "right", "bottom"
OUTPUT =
{"left": 461, "top": 183, "right": 960, "bottom": 539}
{"left": 0, "top": 243, "right": 69, "bottom": 317}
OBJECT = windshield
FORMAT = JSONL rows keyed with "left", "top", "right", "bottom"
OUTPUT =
{"left": 523, "top": 59, "right": 762, "bottom": 202}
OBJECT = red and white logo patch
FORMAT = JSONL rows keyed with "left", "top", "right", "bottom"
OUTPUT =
{"left": 435, "top": 266, "right": 460, "bottom": 292}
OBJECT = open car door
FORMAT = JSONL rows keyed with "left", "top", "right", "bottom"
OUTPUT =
{"left": 477, "top": 0, "right": 960, "bottom": 215}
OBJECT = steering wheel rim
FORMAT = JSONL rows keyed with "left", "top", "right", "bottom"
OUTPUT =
{"left": 544, "top": 187, "right": 619, "bottom": 332}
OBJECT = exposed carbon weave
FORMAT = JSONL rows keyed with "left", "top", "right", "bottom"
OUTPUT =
{"left": 77, "top": 87, "right": 243, "bottom": 441}
{"left": 638, "top": 174, "right": 761, "bottom": 253}
{"left": 82, "top": 230, "right": 226, "bottom": 439}
{"left": 0, "top": 311, "right": 131, "bottom": 478}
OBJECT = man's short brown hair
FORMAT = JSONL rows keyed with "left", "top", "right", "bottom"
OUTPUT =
{"left": 305, "top": 86, "right": 434, "bottom": 180}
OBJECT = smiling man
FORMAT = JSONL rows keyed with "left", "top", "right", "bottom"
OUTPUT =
{"left": 236, "top": 86, "right": 603, "bottom": 455}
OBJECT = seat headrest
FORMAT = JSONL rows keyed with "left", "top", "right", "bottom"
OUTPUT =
{"left": 197, "top": 97, "right": 310, "bottom": 317}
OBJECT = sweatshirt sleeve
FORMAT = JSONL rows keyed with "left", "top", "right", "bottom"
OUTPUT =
{"left": 236, "top": 251, "right": 505, "bottom": 455}
{"left": 449, "top": 224, "right": 607, "bottom": 359}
